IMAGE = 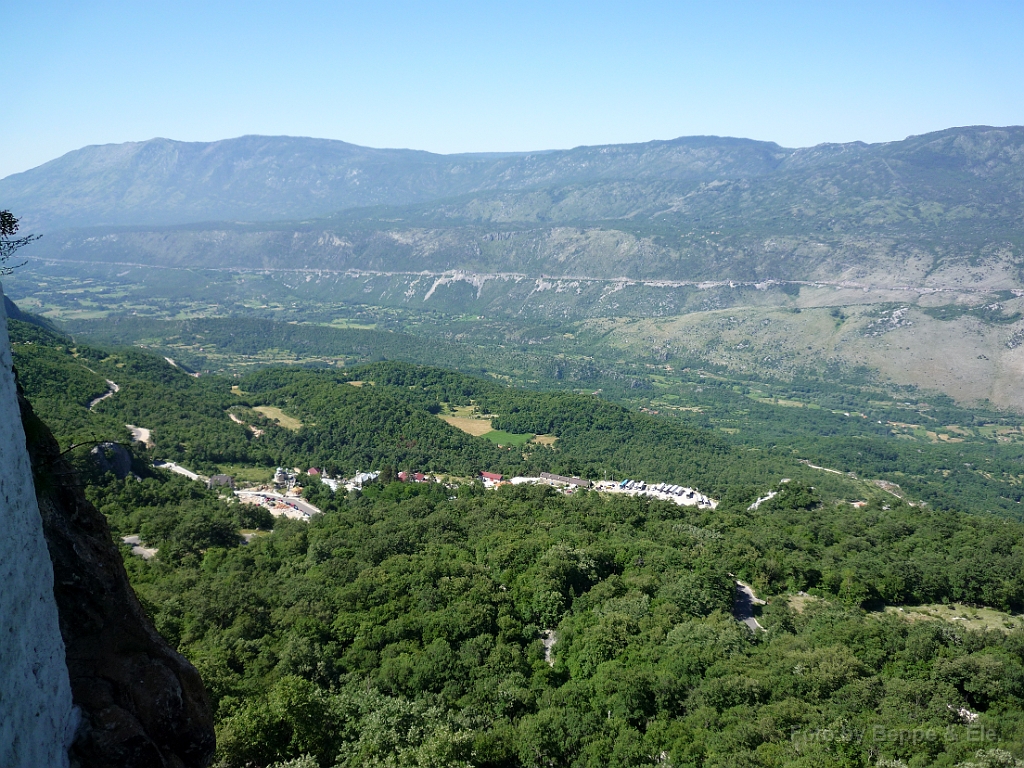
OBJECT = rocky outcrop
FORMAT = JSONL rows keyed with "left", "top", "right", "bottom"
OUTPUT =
{"left": 19, "top": 386, "right": 216, "bottom": 767}
{"left": 0, "top": 286, "right": 76, "bottom": 768}
{"left": 11, "top": 346, "right": 216, "bottom": 763}
{"left": 89, "top": 441, "right": 134, "bottom": 480}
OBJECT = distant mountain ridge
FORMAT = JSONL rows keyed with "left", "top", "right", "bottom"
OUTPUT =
{"left": 2, "top": 133, "right": 798, "bottom": 228}
{"left": 6, "top": 126, "right": 1024, "bottom": 289}
{"left": 5, "top": 127, "right": 1024, "bottom": 234}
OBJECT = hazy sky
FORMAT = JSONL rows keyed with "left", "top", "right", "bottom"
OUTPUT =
{"left": 3, "top": 0, "right": 1023, "bottom": 179}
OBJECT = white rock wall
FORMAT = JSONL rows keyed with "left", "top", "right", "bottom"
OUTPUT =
{"left": 0, "top": 284, "right": 76, "bottom": 767}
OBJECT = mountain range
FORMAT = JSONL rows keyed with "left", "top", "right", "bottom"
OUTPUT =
{"left": 4, "top": 126, "right": 1024, "bottom": 238}
{"left": 0, "top": 134, "right": 789, "bottom": 229}
{"left": 5, "top": 126, "right": 1024, "bottom": 315}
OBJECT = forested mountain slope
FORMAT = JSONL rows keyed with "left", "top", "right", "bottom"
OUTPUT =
{"left": 6, "top": 316, "right": 802, "bottom": 495}
{"left": 13, "top": 301, "right": 1024, "bottom": 519}
{"left": 13, "top": 125, "right": 1022, "bottom": 295}
{"left": 0, "top": 134, "right": 790, "bottom": 229}
{"left": 11, "top": 308, "right": 1024, "bottom": 767}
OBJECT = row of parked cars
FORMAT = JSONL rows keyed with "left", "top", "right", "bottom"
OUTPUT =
{"left": 616, "top": 479, "right": 711, "bottom": 506}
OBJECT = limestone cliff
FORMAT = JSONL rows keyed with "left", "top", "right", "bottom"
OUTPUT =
{"left": 1, "top": 286, "right": 215, "bottom": 766}
{"left": 0, "top": 286, "right": 76, "bottom": 767}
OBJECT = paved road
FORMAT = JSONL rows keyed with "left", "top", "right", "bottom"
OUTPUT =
{"left": 88, "top": 380, "right": 119, "bottom": 410}
{"left": 733, "top": 580, "right": 766, "bottom": 632}
{"left": 541, "top": 630, "right": 557, "bottom": 666}
{"left": 126, "top": 424, "right": 152, "bottom": 446}
{"left": 121, "top": 535, "right": 158, "bottom": 560}
{"left": 154, "top": 460, "right": 204, "bottom": 482}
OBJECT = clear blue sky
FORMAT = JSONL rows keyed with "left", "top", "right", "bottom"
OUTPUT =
{"left": 3, "top": 0, "right": 1023, "bottom": 178}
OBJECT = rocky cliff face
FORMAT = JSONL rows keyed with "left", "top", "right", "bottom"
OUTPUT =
{"left": 18, "top": 389, "right": 217, "bottom": 768}
{"left": 1, "top": 284, "right": 215, "bottom": 766}
{"left": 0, "top": 285, "right": 76, "bottom": 768}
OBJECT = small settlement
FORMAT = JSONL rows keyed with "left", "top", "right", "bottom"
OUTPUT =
{"left": 157, "top": 457, "right": 717, "bottom": 526}
{"left": 234, "top": 466, "right": 329, "bottom": 520}
{"left": 479, "top": 471, "right": 716, "bottom": 508}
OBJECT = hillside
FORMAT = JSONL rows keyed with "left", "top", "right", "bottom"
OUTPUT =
{"left": 10, "top": 299, "right": 1024, "bottom": 768}
{"left": 0, "top": 134, "right": 791, "bottom": 230}
{"left": 6, "top": 316, "right": 805, "bottom": 495}
{"left": 9, "top": 126, "right": 1023, "bottom": 310}
{"left": 15, "top": 303, "right": 1024, "bottom": 520}
{"left": 7, "top": 127, "right": 1024, "bottom": 245}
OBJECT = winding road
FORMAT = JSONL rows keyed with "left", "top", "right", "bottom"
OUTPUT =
{"left": 126, "top": 424, "right": 152, "bottom": 447}
{"left": 154, "top": 460, "right": 204, "bottom": 482}
{"left": 88, "top": 380, "right": 119, "bottom": 410}
{"left": 733, "top": 580, "right": 766, "bottom": 632}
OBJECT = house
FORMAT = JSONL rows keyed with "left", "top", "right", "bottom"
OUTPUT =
{"left": 480, "top": 471, "right": 503, "bottom": 482}
{"left": 348, "top": 471, "right": 380, "bottom": 489}
{"left": 208, "top": 474, "right": 235, "bottom": 490}
{"left": 307, "top": 467, "right": 320, "bottom": 476}
{"left": 540, "top": 472, "right": 591, "bottom": 489}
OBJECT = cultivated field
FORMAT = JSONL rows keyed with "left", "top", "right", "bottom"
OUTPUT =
{"left": 440, "top": 415, "right": 494, "bottom": 436}
{"left": 482, "top": 429, "right": 534, "bottom": 447}
{"left": 253, "top": 405, "right": 303, "bottom": 431}
{"left": 439, "top": 406, "right": 536, "bottom": 445}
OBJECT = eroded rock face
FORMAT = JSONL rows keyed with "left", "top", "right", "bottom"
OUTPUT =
{"left": 89, "top": 441, "right": 134, "bottom": 480}
{"left": 18, "top": 390, "right": 216, "bottom": 767}
{"left": 0, "top": 288, "right": 76, "bottom": 768}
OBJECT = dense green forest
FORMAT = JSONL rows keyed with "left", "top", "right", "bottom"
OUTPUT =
{"left": 16, "top": 311, "right": 1024, "bottom": 519}
{"left": 20, "top": 307, "right": 1024, "bottom": 519}
{"left": 10, "top": 309, "right": 1024, "bottom": 766}
{"left": 91, "top": 475, "right": 1024, "bottom": 767}
{"left": 9, "top": 319, "right": 819, "bottom": 494}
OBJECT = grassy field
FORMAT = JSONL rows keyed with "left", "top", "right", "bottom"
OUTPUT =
{"left": 325, "top": 319, "right": 378, "bottom": 330}
{"left": 439, "top": 406, "right": 534, "bottom": 445}
{"left": 215, "top": 464, "right": 275, "bottom": 486}
{"left": 481, "top": 429, "right": 535, "bottom": 447}
{"left": 884, "top": 603, "right": 1024, "bottom": 633}
{"left": 253, "top": 405, "right": 303, "bottom": 431}
{"left": 789, "top": 595, "right": 1024, "bottom": 633}
{"left": 440, "top": 415, "right": 494, "bottom": 436}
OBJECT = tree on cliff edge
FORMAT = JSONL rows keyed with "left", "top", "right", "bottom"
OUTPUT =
{"left": 1, "top": 210, "right": 40, "bottom": 276}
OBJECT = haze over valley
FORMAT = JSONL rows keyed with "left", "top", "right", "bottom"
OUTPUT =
{"left": 6, "top": 125, "right": 1024, "bottom": 410}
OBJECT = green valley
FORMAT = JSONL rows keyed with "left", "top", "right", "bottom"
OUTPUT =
{"left": 10, "top": 307, "right": 1024, "bottom": 768}
{"left": 8, "top": 124, "right": 1024, "bottom": 768}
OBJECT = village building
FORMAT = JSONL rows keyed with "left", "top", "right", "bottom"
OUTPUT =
{"left": 346, "top": 471, "right": 380, "bottom": 490}
{"left": 480, "top": 470, "right": 504, "bottom": 488}
{"left": 539, "top": 471, "right": 592, "bottom": 489}
{"left": 207, "top": 474, "right": 235, "bottom": 490}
